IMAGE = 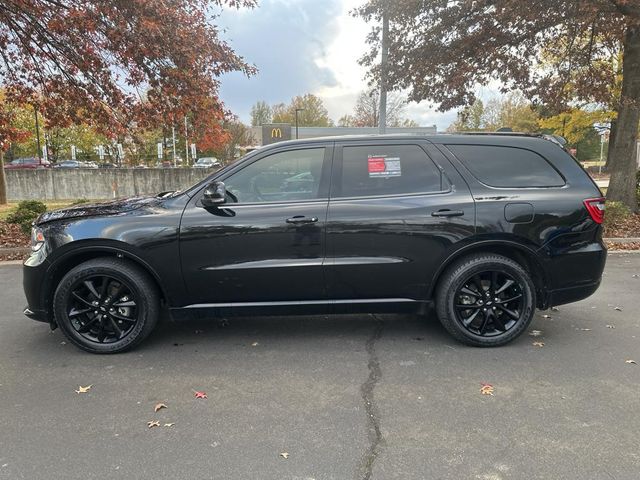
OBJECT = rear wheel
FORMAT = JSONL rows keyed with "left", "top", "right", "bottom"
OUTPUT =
{"left": 53, "top": 258, "right": 160, "bottom": 354}
{"left": 435, "top": 253, "right": 535, "bottom": 347}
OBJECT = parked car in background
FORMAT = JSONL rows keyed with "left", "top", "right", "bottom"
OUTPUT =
{"left": 193, "top": 157, "right": 220, "bottom": 169}
{"left": 84, "top": 161, "right": 99, "bottom": 169}
{"left": 98, "top": 162, "right": 117, "bottom": 169}
{"left": 4, "top": 157, "right": 51, "bottom": 169}
{"left": 22, "top": 133, "right": 606, "bottom": 353}
{"left": 55, "top": 160, "right": 82, "bottom": 168}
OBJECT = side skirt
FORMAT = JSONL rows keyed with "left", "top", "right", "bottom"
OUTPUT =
{"left": 169, "top": 298, "right": 431, "bottom": 322}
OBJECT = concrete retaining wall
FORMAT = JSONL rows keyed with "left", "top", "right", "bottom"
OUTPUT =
{"left": 6, "top": 168, "right": 213, "bottom": 201}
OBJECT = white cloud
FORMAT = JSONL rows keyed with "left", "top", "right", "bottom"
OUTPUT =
{"left": 217, "top": 0, "right": 462, "bottom": 131}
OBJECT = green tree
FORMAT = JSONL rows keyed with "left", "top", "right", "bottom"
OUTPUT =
{"left": 356, "top": 0, "right": 640, "bottom": 210}
{"left": 483, "top": 92, "right": 540, "bottom": 133}
{"left": 449, "top": 99, "right": 485, "bottom": 132}
{"left": 250, "top": 101, "right": 272, "bottom": 126}
{"left": 272, "top": 94, "right": 333, "bottom": 127}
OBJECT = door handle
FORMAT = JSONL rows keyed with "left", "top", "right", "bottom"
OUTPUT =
{"left": 431, "top": 209, "right": 464, "bottom": 217}
{"left": 286, "top": 216, "right": 319, "bottom": 224}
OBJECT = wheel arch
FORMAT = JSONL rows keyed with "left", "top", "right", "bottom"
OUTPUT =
{"left": 44, "top": 243, "right": 169, "bottom": 318}
{"left": 428, "top": 240, "right": 549, "bottom": 309}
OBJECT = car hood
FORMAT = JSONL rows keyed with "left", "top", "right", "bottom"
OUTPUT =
{"left": 36, "top": 196, "right": 162, "bottom": 225}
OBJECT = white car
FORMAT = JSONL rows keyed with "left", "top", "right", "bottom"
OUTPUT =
{"left": 193, "top": 157, "right": 221, "bottom": 169}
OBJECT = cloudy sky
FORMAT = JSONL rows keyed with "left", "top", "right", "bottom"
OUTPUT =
{"left": 216, "top": 0, "right": 459, "bottom": 130}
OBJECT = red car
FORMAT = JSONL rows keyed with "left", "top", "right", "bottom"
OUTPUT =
{"left": 4, "top": 157, "right": 51, "bottom": 169}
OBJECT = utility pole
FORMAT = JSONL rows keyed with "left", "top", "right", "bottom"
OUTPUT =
{"left": 295, "top": 108, "right": 305, "bottom": 139}
{"left": 34, "top": 106, "right": 42, "bottom": 160}
{"left": 184, "top": 116, "right": 189, "bottom": 166}
{"left": 172, "top": 125, "right": 177, "bottom": 168}
{"left": 378, "top": 2, "right": 389, "bottom": 135}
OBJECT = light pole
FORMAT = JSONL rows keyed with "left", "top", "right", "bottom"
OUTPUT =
{"left": 295, "top": 108, "right": 305, "bottom": 139}
{"left": 379, "top": 1, "right": 389, "bottom": 134}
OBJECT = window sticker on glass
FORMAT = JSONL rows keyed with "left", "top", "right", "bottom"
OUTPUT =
{"left": 367, "top": 155, "right": 401, "bottom": 177}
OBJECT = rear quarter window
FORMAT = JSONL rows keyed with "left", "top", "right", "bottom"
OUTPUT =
{"left": 447, "top": 144, "right": 565, "bottom": 188}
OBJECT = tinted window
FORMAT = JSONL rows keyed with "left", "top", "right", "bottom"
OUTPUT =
{"left": 338, "top": 145, "right": 443, "bottom": 198}
{"left": 225, "top": 148, "right": 325, "bottom": 203}
{"left": 448, "top": 145, "right": 564, "bottom": 187}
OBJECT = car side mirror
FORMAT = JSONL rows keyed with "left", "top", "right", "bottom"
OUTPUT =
{"left": 202, "top": 181, "right": 227, "bottom": 207}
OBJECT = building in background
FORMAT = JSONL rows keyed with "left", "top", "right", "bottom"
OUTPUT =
{"left": 254, "top": 124, "right": 438, "bottom": 146}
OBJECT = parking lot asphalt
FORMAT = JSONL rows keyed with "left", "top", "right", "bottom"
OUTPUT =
{"left": 0, "top": 253, "right": 639, "bottom": 480}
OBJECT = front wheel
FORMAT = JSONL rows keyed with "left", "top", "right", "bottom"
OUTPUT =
{"left": 53, "top": 258, "right": 160, "bottom": 354}
{"left": 435, "top": 253, "right": 536, "bottom": 347}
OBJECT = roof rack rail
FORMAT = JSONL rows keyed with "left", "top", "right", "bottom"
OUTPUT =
{"left": 449, "top": 131, "right": 568, "bottom": 147}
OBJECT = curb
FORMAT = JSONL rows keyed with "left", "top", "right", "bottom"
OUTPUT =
{"left": 604, "top": 237, "right": 640, "bottom": 244}
{"left": 0, "top": 246, "right": 30, "bottom": 255}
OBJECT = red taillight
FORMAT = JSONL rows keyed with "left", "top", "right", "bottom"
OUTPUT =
{"left": 583, "top": 197, "right": 606, "bottom": 224}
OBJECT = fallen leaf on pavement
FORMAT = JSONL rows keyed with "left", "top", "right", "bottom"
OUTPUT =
{"left": 579, "top": 328, "right": 592, "bottom": 331}
{"left": 194, "top": 391, "right": 208, "bottom": 399}
{"left": 480, "top": 383, "right": 494, "bottom": 396}
{"left": 154, "top": 403, "right": 167, "bottom": 412}
{"left": 625, "top": 360, "right": 637, "bottom": 365}
{"left": 280, "top": 452, "right": 289, "bottom": 459}
{"left": 614, "top": 306, "right": 623, "bottom": 311}
{"left": 542, "top": 314, "right": 552, "bottom": 319}
{"left": 147, "top": 421, "right": 160, "bottom": 429}
{"left": 529, "top": 330, "right": 542, "bottom": 337}
{"left": 75, "top": 385, "right": 92, "bottom": 394}
{"left": 164, "top": 423, "right": 175, "bottom": 427}
{"left": 251, "top": 342, "right": 259, "bottom": 347}
{"left": 551, "top": 306, "right": 559, "bottom": 311}
{"left": 606, "top": 324, "right": 615, "bottom": 329}
{"left": 532, "top": 341, "right": 545, "bottom": 347}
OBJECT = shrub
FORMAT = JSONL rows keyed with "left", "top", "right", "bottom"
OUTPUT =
{"left": 71, "top": 198, "right": 90, "bottom": 205}
{"left": 6, "top": 200, "right": 48, "bottom": 235}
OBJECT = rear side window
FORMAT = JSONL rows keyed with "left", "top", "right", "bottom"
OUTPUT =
{"left": 337, "top": 145, "right": 444, "bottom": 198}
{"left": 448, "top": 145, "right": 565, "bottom": 187}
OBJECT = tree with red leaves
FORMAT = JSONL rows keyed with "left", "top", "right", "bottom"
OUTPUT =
{"left": 0, "top": 0, "right": 256, "bottom": 203}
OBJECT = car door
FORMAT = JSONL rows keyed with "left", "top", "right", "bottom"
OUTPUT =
{"left": 179, "top": 143, "right": 333, "bottom": 306}
{"left": 325, "top": 140, "right": 475, "bottom": 303}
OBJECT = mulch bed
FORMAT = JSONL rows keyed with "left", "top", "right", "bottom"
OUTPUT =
{"left": 0, "top": 221, "right": 30, "bottom": 248}
{"left": 604, "top": 213, "right": 640, "bottom": 239}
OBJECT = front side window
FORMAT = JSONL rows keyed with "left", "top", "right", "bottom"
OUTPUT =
{"left": 224, "top": 147, "right": 326, "bottom": 203}
{"left": 337, "top": 144, "right": 444, "bottom": 198}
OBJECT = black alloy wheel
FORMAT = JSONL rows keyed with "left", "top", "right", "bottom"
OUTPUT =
{"left": 435, "top": 253, "right": 536, "bottom": 347}
{"left": 54, "top": 258, "right": 159, "bottom": 353}
{"left": 67, "top": 275, "right": 139, "bottom": 344}
{"left": 453, "top": 270, "right": 524, "bottom": 337}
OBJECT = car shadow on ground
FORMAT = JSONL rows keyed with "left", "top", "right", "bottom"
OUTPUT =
{"left": 140, "top": 310, "right": 457, "bottom": 352}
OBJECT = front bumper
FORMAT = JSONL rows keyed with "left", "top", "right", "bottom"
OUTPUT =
{"left": 22, "top": 250, "right": 53, "bottom": 325}
{"left": 23, "top": 306, "right": 49, "bottom": 323}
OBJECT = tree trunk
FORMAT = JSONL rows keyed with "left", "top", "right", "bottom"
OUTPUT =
{"left": 607, "top": 24, "right": 640, "bottom": 212}
{"left": 0, "top": 149, "right": 7, "bottom": 205}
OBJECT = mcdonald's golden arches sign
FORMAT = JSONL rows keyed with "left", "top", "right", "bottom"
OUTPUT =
{"left": 261, "top": 123, "right": 292, "bottom": 145}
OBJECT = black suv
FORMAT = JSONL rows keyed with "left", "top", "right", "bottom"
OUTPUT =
{"left": 23, "top": 134, "right": 607, "bottom": 353}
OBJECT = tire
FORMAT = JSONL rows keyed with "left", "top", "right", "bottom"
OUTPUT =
{"left": 435, "top": 253, "right": 535, "bottom": 347}
{"left": 53, "top": 258, "right": 160, "bottom": 354}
